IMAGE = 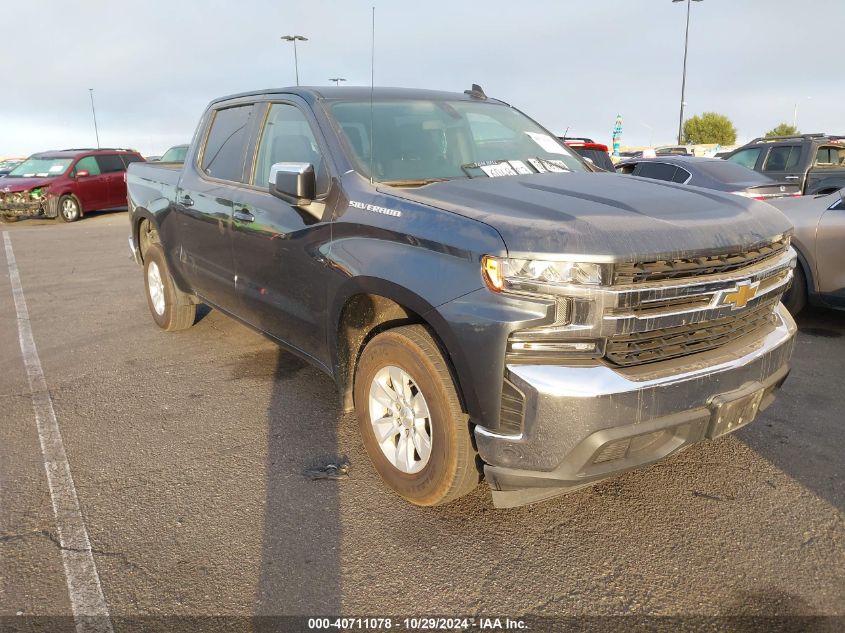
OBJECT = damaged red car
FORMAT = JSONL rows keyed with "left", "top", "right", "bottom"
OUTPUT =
{"left": 0, "top": 148, "right": 144, "bottom": 223}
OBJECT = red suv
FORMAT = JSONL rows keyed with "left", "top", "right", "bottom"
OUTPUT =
{"left": 0, "top": 148, "right": 145, "bottom": 223}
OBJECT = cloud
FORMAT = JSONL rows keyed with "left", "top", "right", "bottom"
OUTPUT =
{"left": 2, "top": 0, "right": 842, "bottom": 156}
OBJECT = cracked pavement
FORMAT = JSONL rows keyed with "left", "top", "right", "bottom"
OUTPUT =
{"left": 1, "top": 213, "right": 843, "bottom": 625}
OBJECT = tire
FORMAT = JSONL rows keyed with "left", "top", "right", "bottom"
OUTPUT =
{"left": 782, "top": 264, "right": 807, "bottom": 316}
{"left": 354, "top": 324, "right": 478, "bottom": 506}
{"left": 0, "top": 214, "right": 19, "bottom": 223}
{"left": 57, "top": 195, "right": 81, "bottom": 222}
{"left": 143, "top": 244, "right": 197, "bottom": 331}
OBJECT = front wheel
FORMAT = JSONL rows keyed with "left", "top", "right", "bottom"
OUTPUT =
{"left": 354, "top": 325, "right": 479, "bottom": 506}
{"left": 57, "top": 195, "right": 81, "bottom": 222}
{"left": 143, "top": 244, "right": 197, "bottom": 331}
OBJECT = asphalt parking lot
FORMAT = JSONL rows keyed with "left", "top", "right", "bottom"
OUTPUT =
{"left": 1, "top": 213, "right": 843, "bottom": 630}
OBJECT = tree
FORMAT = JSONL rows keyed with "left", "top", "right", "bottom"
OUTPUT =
{"left": 765, "top": 123, "right": 799, "bottom": 138}
{"left": 682, "top": 112, "right": 737, "bottom": 145}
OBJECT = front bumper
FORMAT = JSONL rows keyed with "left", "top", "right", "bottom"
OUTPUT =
{"left": 477, "top": 302, "right": 797, "bottom": 508}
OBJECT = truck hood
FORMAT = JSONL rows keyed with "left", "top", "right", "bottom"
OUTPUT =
{"left": 386, "top": 172, "right": 793, "bottom": 261}
{"left": 0, "top": 176, "right": 54, "bottom": 193}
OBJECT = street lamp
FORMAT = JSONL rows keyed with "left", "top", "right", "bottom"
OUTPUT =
{"left": 673, "top": 0, "right": 703, "bottom": 145}
{"left": 329, "top": 77, "right": 347, "bottom": 86}
{"left": 280, "top": 35, "right": 308, "bottom": 86}
{"left": 793, "top": 96, "right": 811, "bottom": 131}
{"left": 88, "top": 88, "right": 100, "bottom": 149}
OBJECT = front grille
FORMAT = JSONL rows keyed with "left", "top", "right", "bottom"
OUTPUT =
{"left": 613, "top": 237, "right": 789, "bottom": 284}
{"left": 606, "top": 298, "right": 778, "bottom": 367}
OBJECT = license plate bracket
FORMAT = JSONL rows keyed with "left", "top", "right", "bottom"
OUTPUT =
{"left": 708, "top": 382, "right": 765, "bottom": 439}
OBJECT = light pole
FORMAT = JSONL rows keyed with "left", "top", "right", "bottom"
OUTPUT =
{"left": 673, "top": 0, "right": 703, "bottom": 145}
{"left": 88, "top": 88, "right": 100, "bottom": 149}
{"left": 793, "top": 96, "right": 811, "bottom": 131}
{"left": 280, "top": 35, "right": 308, "bottom": 86}
{"left": 329, "top": 77, "right": 347, "bottom": 86}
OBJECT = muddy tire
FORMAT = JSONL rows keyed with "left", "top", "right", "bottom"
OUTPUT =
{"left": 57, "top": 195, "right": 81, "bottom": 222}
{"left": 143, "top": 244, "right": 196, "bottom": 331}
{"left": 783, "top": 265, "right": 807, "bottom": 316}
{"left": 354, "top": 325, "right": 478, "bottom": 506}
{"left": 0, "top": 215, "right": 19, "bottom": 223}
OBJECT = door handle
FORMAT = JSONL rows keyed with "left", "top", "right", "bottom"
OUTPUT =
{"left": 233, "top": 208, "right": 255, "bottom": 223}
{"left": 179, "top": 195, "right": 194, "bottom": 206}
{"left": 784, "top": 176, "right": 799, "bottom": 180}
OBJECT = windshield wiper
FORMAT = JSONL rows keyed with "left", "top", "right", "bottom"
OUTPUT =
{"left": 381, "top": 178, "right": 451, "bottom": 187}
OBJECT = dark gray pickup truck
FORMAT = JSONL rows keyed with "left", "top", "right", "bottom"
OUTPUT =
{"left": 127, "top": 86, "right": 797, "bottom": 508}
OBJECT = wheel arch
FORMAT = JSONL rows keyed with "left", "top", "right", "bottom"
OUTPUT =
{"left": 791, "top": 240, "right": 817, "bottom": 297}
{"left": 132, "top": 208, "right": 160, "bottom": 264}
{"left": 331, "top": 278, "right": 470, "bottom": 417}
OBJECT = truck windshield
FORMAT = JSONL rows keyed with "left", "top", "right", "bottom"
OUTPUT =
{"left": 161, "top": 145, "right": 188, "bottom": 163}
{"left": 8, "top": 157, "right": 73, "bottom": 178}
{"left": 330, "top": 100, "right": 586, "bottom": 184}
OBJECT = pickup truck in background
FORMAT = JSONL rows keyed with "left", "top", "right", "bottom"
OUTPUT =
{"left": 724, "top": 133, "right": 845, "bottom": 195}
{"left": 127, "top": 85, "right": 797, "bottom": 508}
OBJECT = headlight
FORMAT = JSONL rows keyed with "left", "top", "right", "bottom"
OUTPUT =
{"left": 483, "top": 255, "right": 606, "bottom": 293}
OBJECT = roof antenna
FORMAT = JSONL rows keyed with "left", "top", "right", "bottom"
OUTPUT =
{"left": 562, "top": 126, "right": 570, "bottom": 140}
{"left": 464, "top": 83, "right": 487, "bottom": 100}
{"left": 369, "top": 6, "right": 375, "bottom": 185}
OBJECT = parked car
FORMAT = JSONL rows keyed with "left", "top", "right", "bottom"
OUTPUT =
{"left": 127, "top": 86, "right": 796, "bottom": 509}
{"left": 0, "top": 148, "right": 144, "bottom": 222}
{"left": 559, "top": 137, "right": 615, "bottom": 171}
{"left": 159, "top": 144, "right": 189, "bottom": 163}
{"left": 615, "top": 156, "right": 801, "bottom": 200}
{"left": 0, "top": 158, "right": 24, "bottom": 177}
{"left": 768, "top": 189, "right": 845, "bottom": 314}
{"left": 655, "top": 145, "right": 692, "bottom": 156}
{"left": 723, "top": 133, "right": 845, "bottom": 195}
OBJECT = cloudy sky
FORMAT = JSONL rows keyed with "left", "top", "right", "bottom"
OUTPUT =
{"left": 3, "top": 0, "right": 842, "bottom": 157}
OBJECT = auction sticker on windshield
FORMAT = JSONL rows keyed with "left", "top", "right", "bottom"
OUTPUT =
{"left": 526, "top": 132, "right": 566, "bottom": 154}
{"left": 480, "top": 163, "right": 518, "bottom": 177}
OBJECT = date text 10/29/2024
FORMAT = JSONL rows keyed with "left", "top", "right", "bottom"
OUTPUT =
{"left": 307, "top": 617, "right": 528, "bottom": 630}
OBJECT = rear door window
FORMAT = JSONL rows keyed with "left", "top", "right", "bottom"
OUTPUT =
{"left": 74, "top": 156, "right": 101, "bottom": 176}
{"left": 201, "top": 105, "right": 255, "bottom": 182}
{"left": 671, "top": 167, "right": 691, "bottom": 183}
{"left": 96, "top": 154, "right": 126, "bottom": 173}
{"left": 727, "top": 148, "right": 761, "bottom": 169}
{"left": 635, "top": 162, "right": 678, "bottom": 182}
{"left": 763, "top": 145, "right": 802, "bottom": 172}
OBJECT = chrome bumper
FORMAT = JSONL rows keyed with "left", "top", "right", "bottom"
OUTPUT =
{"left": 478, "top": 303, "right": 797, "bottom": 508}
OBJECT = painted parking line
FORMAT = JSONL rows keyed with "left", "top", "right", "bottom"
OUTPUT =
{"left": 3, "top": 232, "right": 113, "bottom": 633}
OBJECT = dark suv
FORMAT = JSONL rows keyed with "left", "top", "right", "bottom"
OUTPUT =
{"left": 724, "top": 133, "right": 845, "bottom": 195}
{"left": 0, "top": 148, "right": 145, "bottom": 222}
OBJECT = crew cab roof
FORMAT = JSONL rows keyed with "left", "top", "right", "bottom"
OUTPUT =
{"left": 209, "top": 86, "right": 509, "bottom": 107}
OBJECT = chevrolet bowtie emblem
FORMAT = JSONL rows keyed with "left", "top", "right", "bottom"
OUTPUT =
{"left": 722, "top": 281, "right": 759, "bottom": 310}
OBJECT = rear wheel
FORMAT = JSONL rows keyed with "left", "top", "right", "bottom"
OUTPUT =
{"left": 354, "top": 325, "right": 478, "bottom": 506}
{"left": 143, "top": 244, "right": 196, "bottom": 331}
{"left": 783, "top": 264, "right": 807, "bottom": 315}
{"left": 57, "top": 195, "right": 81, "bottom": 222}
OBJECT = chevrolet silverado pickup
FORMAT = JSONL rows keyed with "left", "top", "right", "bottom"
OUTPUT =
{"left": 127, "top": 86, "right": 797, "bottom": 508}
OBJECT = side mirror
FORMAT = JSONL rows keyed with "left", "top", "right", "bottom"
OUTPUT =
{"left": 269, "top": 162, "right": 315, "bottom": 204}
{"left": 76, "top": 169, "right": 90, "bottom": 178}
